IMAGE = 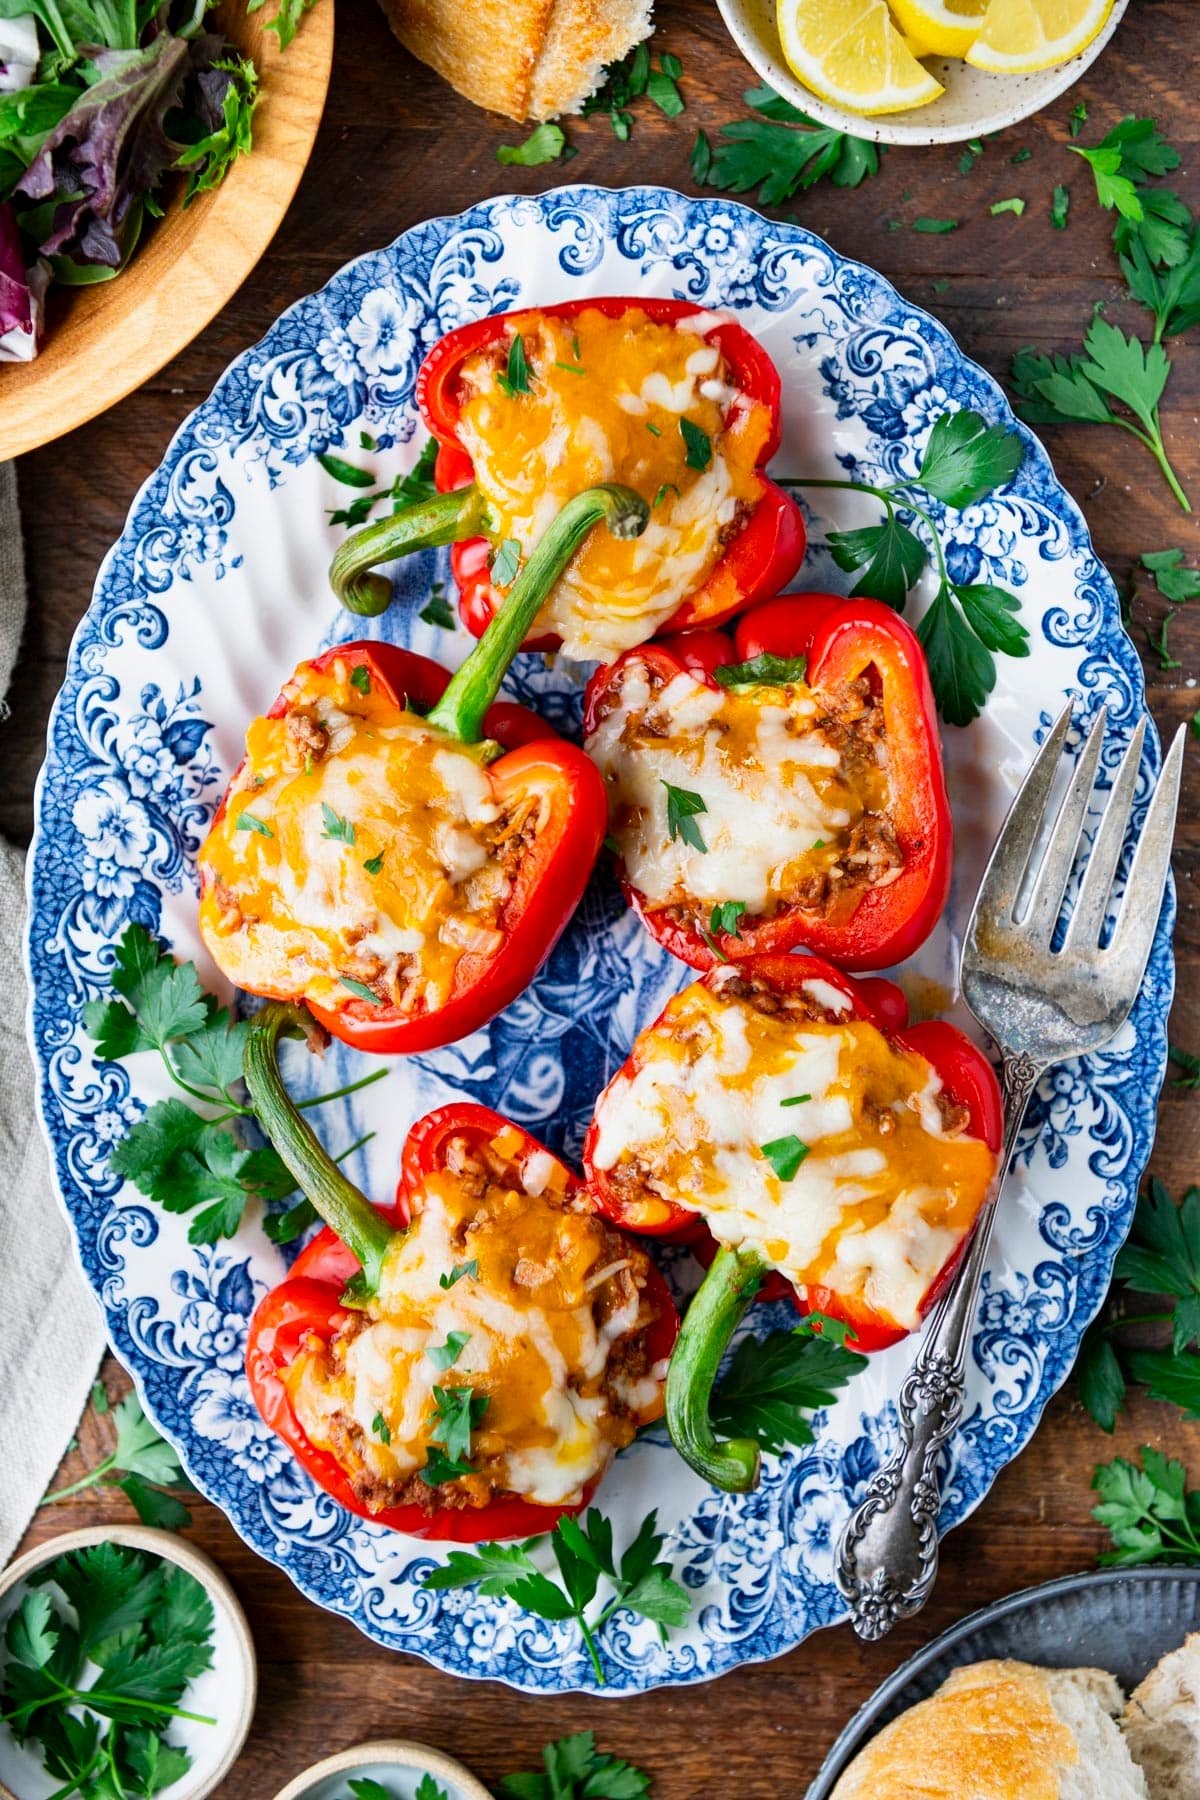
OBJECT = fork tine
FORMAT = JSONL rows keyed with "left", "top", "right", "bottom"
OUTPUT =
{"left": 1022, "top": 705, "right": 1109, "bottom": 942}
{"left": 1062, "top": 716, "right": 1147, "bottom": 951}
{"left": 1103, "top": 721, "right": 1186, "bottom": 982}
{"left": 971, "top": 702, "right": 1074, "bottom": 924}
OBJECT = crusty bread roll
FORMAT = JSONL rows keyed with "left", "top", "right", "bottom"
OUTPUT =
{"left": 378, "top": 0, "right": 654, "bottom": 122}
{"left": 830, "top": 1658, "right": 1148, "bottom": 1800}
{"left": 1124, "top": 1633, "right": 1200, "bottom": 1798}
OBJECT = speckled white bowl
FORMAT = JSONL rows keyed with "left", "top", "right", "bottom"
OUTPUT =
{"left": 272, "top": 1740, "right": 493, "bottom": 1800}
{"left": 0, "top": 1526, "right": 256, "bottom": 1800}
{"left": 715, "top": 0, "right": 1130, "bottom": 144}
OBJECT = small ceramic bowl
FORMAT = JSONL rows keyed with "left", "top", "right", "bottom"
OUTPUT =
{"left": 0, "top": 1526, "right": 256, "bottom": 1800}
{"left": 272, "top": 1740, "right": 493, "bottom": 1800}
{"left": 714, "top": 0, "right": 1130, "bottom": 144}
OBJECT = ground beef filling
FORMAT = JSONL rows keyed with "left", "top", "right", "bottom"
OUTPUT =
{"left": 287, "top": 1135, "right": 664, "bottom": 1515}
{"left": 595, "top": 661, "right": 903, "bottom": 934}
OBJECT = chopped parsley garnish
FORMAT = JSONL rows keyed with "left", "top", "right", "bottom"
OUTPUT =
{"left": 359, "top": 430, "right": 376, "bottom": 450}
{"left": 491, "top": 536, "right": 521, "bottom": 586}
{"left": 318, "top": 451, "right": 374, "bottom": 487}
{"left": 428, "top": 1329, "right": 471, "bottom": 1371}
{"left": 428, "top": 1384, "right": 488, "bottom": 1463}
{"left": 440, "top": 1260, "right": 478, "bottom": 1289}
{"left": 420, "top": 587, "right": 456, "bottom": 629}
{"left": 320, "top": 803, "right": 355, "bottom": 844}
{"left": 555, "top": 359, "right": 587, "bottom": 374}
{"left": 913, "top": 217, "right": 959, "bottom": 233}
{"left": 582, "top": 42, "right": 684, "bottom": 139}
{"left": 1010, "top": 146, "right": 1032, "bottom": 165}
{"left": 420, "top": 1445, "right": 477, "bottom": 1487}
{"left": 362, "top": 853, "right": 384, "bottom": 876}
{"left": 990, "top": 197, "right": 1026, "bottom": 217}
{"left": 350, "top": 663, "right": 371, "bottom": 693}
{"left": 603, "top": 833, "right": 620, "bottom": 855}
{"left": 497, "top": 332, "right": 534, "bottom": 397}
{"left": 711, "top": 900, "right": 746, "bottom": 938}
{"left": 780, "top": 1093, "right": 811, "bottom": 1107}
{"left": 393, "top": 438, "right": 440, "bottom": 508}
{"left": 760, "top": 1134, "right": 809, "bottom": 1180}
{"left": 1070, "top": 100, "right": 1089, "bottom": 136}
{"left": 1141, "top": 548, "right": 1200, "bottom": 603}
{"left": 652, "top": 482, "right": 680, "bottom": 507}
{"left": 714, "top": 652, "right": 808, "bottom": 688}
{"left": 235, "top": 811, "right": 273, "bottom": 836}
{"left": 1052, "top": 184, "right": 1070, "bottom": 230}
{"left": 340, "top": 977, "right": 385, "bottom": 1006}
{"left": 372, "top": 1411, "right": 391, "bottom": 1444}
{"left": 662, "top": 782, "right": 707, "bottom": 851}
{"left": 680, "top": 417, "right": 712, "bottom": 471}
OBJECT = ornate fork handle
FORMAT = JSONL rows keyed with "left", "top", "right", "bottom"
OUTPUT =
{"left": 833, "top": 1049, "right": 1044, "bottom": 1640}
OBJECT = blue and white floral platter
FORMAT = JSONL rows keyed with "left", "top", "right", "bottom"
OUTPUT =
{"left": 26, "top": 185, "right": 1173, "bottom": 1694}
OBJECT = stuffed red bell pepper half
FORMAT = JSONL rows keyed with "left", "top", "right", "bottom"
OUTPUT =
{"left": 584, "top": 591, "right": 952, "bottom": 972}
{"left": 329, "top": 298, "right": 806, "bottom": 661}
{"left": 582, "top": 954, "right": 1002, "bottom": 1492}
{"left": 244, "top": 1004, "right": 679, "bottom": 1540}
{"left": 199, "top": 486, "right": 643, "bottom": 1054}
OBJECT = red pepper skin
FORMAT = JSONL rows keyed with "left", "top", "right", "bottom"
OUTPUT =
{"left": 583, "top": 954, "right": 1002, "bottom": 1354}
{"left": 584, "top": 592, "right": 952, "bottom": 974}
{"left": 201, "top": 641, "right": 607, "bottom": 1056}
{"left": 417, "top": 298, "right": 806, "bottom": 649}
{"left": 245, "top": 1106, "right": 680, "bottom": 1542}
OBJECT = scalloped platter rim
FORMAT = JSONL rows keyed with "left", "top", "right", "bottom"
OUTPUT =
{"left": 25, "top": 183, "right": 1173, "bottom": 1695}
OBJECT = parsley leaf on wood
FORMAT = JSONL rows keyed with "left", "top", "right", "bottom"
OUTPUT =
{"left": 1141, "top": 548, "right": 1200, "bottom": 604}
{"left": 496, "top": 123, "right": 566, "bottom": 166}
{"left": 1092, "top": 1447, "right": 1200, "bottom": 1565}
{"left": 711, "top": 1321, "right": 866, "bottom": 1456}
{"left": 498, "top": 1731, "right": 651, "bottom": 1800}
{"left": 423, "top": 1507, "right": 690, "bottom": 1684}
{"left": 1169, "top": 1044, "right": 1200, "bottom": 1090}
{"left": 694, "top": 83, "right": 879, "bottom": 205}
{"left": 41, "top": 1389, "right": 193, "bottom": 1529}
{"left": 582, "top": 42, "right": 682, "bottom": 139}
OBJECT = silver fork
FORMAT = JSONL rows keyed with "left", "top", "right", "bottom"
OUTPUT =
{"left": 833, "top": 701, "right": 1186, "bottom": 1641}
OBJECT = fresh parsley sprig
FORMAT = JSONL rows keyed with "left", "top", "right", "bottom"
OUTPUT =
{"left": 1092, "top": 1446, "right": 1200, "bottom": 1566}
{"left": 1169, "top": 1043, "right": 1200, "bottom": 1090}
{"left": 86, "top": 923, "right": 384, "bottom": 1245}
{"left": 423, "top": 1507, "right": 690, "bottom": 1685}
{"left": 1077, "top": 1178, "right": 1200, "bottom": 1431}
{"left": 0, "top": 1541, "right": 216, "bottom": 1799}
{"left": 711, "top": 1315, "right": 867, "bottom": 1456}
{"left": 582, "top": 42, "right": 683, "bottom": 140}
{"left": 781, "top": 408, "right": 1028, "bottom": 725}
{"left": 499, "top": 1731, "right": 651, "bottom": 1799}
{"left": 327, "top": 438, "right": 440, "bottom": 530}
{"left": 691, "top": 85, "right": 880, "bottom": 204}
{"left": 1012, "top": 114, "right": 1195, "bottom": 511}
{"left": 40, "top": 1388, "right": 193, "bottom": 1530}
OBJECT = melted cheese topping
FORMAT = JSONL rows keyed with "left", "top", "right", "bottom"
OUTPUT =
{"left": 587, "top": 660, "right": 896, "bottom": 918}
{"left": 453, "top": 307, "right": 770, "bottom": 660}
{"left": 286, "top": 1139, "right": 661, "bottom": 1510}
{"left": 198, "top": 657, "right": 536, "bottom": 1017}
{"left": 589, "top": 978, "right": 996, "bottom": 1331}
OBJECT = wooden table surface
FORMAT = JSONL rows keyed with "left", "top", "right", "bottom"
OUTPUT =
{"left": 8, "top": 2, "right": 1200, "bottom": 1793}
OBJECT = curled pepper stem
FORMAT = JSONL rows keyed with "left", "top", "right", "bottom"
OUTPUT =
{"left": 665, "top": 1243, "right": 764, "bottom": 1493}
{"left": 329, "top": 484, "right": 488, "bottom": 616}
{"left": 244, "top": 1002, "right": 395, "bottom": 1300}
{"left": 425, "top": 482, "right": 650, "bottom": 744}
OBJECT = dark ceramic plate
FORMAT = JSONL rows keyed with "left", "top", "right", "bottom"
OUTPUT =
{"left": 807, "top": 1568, "right": 1200, "bottom": 1798}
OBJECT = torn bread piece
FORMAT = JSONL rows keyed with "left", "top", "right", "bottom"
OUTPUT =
{"left": 377, "top": 0, "right": 654, "bottom": 122}
{"left": 1123, "top": 1633, "right": 1200, "bottom": 1800}
{"left": 830, "top": 1659, "right": 1146, "bottom": 1800}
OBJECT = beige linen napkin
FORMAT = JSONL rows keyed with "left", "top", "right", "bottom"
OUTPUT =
{"left": 0, "top": 461, "right": 105, "bottom": 1563}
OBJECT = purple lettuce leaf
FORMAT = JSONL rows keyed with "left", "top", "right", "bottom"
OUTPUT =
{"left": 15, "top": 27, "right": 223, "bottom": 267}
{"left": 0, "top": 198, "right": 47, "bottom": 358}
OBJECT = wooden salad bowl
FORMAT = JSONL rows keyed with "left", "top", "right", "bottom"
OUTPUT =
{"left": 0, "top": 0, "right": 334, "bottom": 462}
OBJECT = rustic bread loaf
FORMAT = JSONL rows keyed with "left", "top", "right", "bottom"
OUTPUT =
{"left": 378, "top": 0, "right": 654, "bottom": 122}
{"left": 829, "top": 1658, "right": 1147, "bottom": 1800}
{"left": 1124, "top": 1633, "right": 1200, "bottom": 1799}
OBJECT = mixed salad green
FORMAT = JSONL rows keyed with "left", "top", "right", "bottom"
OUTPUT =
{"left": 0, "top": 0, "right": 317, "bottom": 361}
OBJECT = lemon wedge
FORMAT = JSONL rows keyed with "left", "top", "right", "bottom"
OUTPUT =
{"left": 965, "top": 0, "right": 1113, "bottom": 71}
{"left": 888, "top": 0, "right": 988, "bottom": 58}
{"left": 777, "top": 0, "right": 945, "bottom": 115}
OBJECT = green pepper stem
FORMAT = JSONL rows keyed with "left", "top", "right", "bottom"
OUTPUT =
{"left": 244, "top": 1002, "right": 395, "bottom": 1299}
{"left": 424, "top": 483, "right": 650, "bottom": 744}
{"left": 330, "top": 484, "right": 488, "bottom": 616}
{"left": 665, "top": 1244, "right": 764, "bottom": 1492}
